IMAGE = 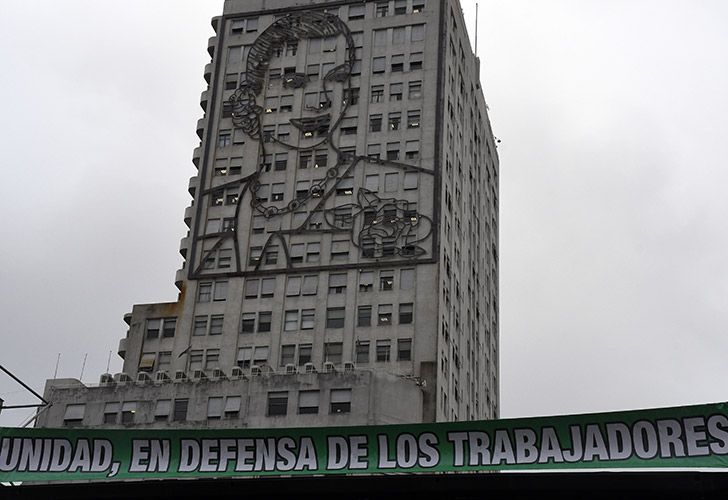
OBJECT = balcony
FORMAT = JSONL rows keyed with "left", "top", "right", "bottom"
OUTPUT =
{"left": 179, "top": 235, "right": 190, "bottom": 259}
{"left": 207, "top": 36, "right": 217, "bottom": 58}
{"left": 204, "top": 62, "right": 212, "bottom": 84}
{"left": 192, "top": 146, "right": 202, "bottom": 169}
{"left": 188, "top": 176, "right": 198, "bottom": 197}
{"left": 175, "top": 268, "right": 186, "bottom": 291}
{"left": 123, "top": 312, "right": 132, "bottom": 326}
{"left": 211, "top": 16, "right": 220, "bottom": 34}
{"left": 117, "top": 338, "right": 127, "bottom": 360}
{"left": 196, "top": 117, "right": 205, "bottom": 140}
{"left": 200, "top": 89, "right": 209, "bottom": 112}
{"left": 184, "top": 205, "right": 194, "bottom": 228}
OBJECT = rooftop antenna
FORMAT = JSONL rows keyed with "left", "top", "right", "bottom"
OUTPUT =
{"left": 53, "top": 353, "right": 60, "bottom": 379}
{"left": 79, "top": 353, "right": 88, "bottom": 381}
{"left": 106, "top": 350, "right": 112, "bottom": 373}
{"left": 475, "top": 3, "right": 479, "bottom": 56}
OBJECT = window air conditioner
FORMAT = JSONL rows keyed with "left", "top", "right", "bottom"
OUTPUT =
{"left": 211, "top": 368, "right": 227, "bottom": 381}
{"left": 304, "top": 362, "right": 317, "bottom": 374}
{"left": 192, "top": 369, "right": 208, "bottom": 382}
{"left": 323, "top": 362, "right": 336, "bottom": 374}
{"left": 173, "top": 370, "right": 188, "bottom": 383}
{"left": 99, "top": 373, "right": 115, "bottom": 386}
{"left": 284, "top": 364, "right": 297, "bottom": 375}
{"left": 343, "top": 362, "right": 355, "bottom": 373}
{"left": 230, "top": 366, "right": 244, "bottom": 380}
{"left": 154, "top": 371, "right": 171, "bottom": 384}
{"left": 250, "top": 366, "right": 262, "bottom": 377}
{"left": 136, "top": 372, "right": 152, "bottom": 384}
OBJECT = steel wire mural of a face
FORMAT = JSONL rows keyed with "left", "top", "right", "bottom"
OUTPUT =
{"left": 192, "top": 10, "right": 434, "bottom": 276}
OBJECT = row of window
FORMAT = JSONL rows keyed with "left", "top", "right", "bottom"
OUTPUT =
{"left": 237, "top": 302, "right": 414, "bottom": 334}
{"left": 267, "top": 388, "right": 351, "bottom": 416}
{"left": 372, "top": 52, "right": 423, "bottom": 74}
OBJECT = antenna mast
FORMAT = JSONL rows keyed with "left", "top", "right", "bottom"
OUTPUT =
{"left": 475, "top": 3, "right": 479, "bottom": 56}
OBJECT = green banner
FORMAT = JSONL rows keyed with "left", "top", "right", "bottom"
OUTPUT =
{"left": 2, "top": 402, "right": 728, "bottom": 482}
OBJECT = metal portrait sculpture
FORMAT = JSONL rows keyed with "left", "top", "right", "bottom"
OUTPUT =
{"left": 193, "top": 10, "right": 433, "bottom": 276}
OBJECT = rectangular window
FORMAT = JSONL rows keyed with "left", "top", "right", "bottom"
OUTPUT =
{"left": 253, "top": 346, "right": 270, "bottom": 366}
{"left": 359, "top": 271, "right": 374, "bottom": 291}
{"left": 284, "top": 310, "right": 299, "bottom": 332}
{"left": 356, "top": 341, "right": 370, "bottom": 363}
{"left": 405, "top": 140, "right": 420, "bottom": 160}
{"left": 376, "top": 1, "right": 389, "bottom": 17}
{"left": 298, "top": 390, "right": 320, "bottom": 414}
{"left": 391, "top": 54, "right": 404, "bottom": 72}
{"left": 324, "top": 342, "right": 343, "bottom": 364}
{"left": 193, "top": 316, "right": 207, "bottom": 336}
{"left": 189, "top": 350, "right": 203, "bottom": 371}
{"left": 349, "top": 4, "right": 365, "bottom": 20}
{"left": 248, "top": 246, "right": 262, "bottom": 266}
{"left": 365, "top": 174, "right": 379, "bottom": 192}
{"left": 409, "top": 52, "right": 423, "bottom": 71}
{"left": 121, "top": 401, "right": 137, "bottom": 424}
{"left": 328, "top": 273, "right": 347, "bottom": 294}
{"left": 218, "top": 130, "right": 232, "bottom": 148}
{"left": 386, "top": 142, "right": 400, "bottom": 161}
{"left": 280, "top": 344, "right": 296, "bottom": 367}
{"left": 274, "top": 153, "right": 288, "bottom": 171}
{"left": 237, "top": 347, "right": 252, "bottom": 368}
{"left": 306, "top": 242, "right": 320, "bottom": 262}
{"left": 289, "top": 243, "right": 304, "bottom": 264}
{"left": 209, "top": 315, "right": 224, "bottom": 335}
{"left": 399, "top": 303, "right": 414, "bottom": 324}
{"left": 413, "top": 0, "right": 425, "bottom": 13}
{"left": 336, "top": 178, "right": 354, "bottom": 196}
{"left": 394, "top": 0, "right": 407, "bottom": 15}
{"left": 302, "top": 275, "right": 318, "bottom": 295}
{"left": 330, "top": 389, "right": 352, "bottom": 413}
{"left": 205, "top": 349, "right": 220, "bottom": 370}
{"left": 376, "top": 340, "right": 392, "bottom": 361}
{"left": 330, "top": 240, "right": 349, "bottom": 261}
{"left": 225, "top": 396, "right": 241, "bottom": 418}
{"left": 378, "top": 304, "right": 393, "bottom": 325}
{"left": 103, "top": 402, "right": 118, "bottom": 424}
{"left": 241, "top": 312, "right": 256, "bottom": 333}
{"left": 357, "top": 305, "right": 372, "bottom": 327}
{"left": 379, "top": 270, "right": 395, "bottom": 290}
{"left": 403, "top": 171, "right": 419, "bottom": 190}
{"left": 267, "top": 391, "right": 288, "bottom": 416}
{"left": 392, "top": 26, "right": 405, "bottom": 44}
{"left": 260, "top": 277, "right": 276, "bottom": 297}
{"left": 401, "top": 268, "right": 415, "bottom": 289}
{"left": 298, "top": 344, "right": 313, "bottom": 366}
{"left": 411, "top": 24, "right": 425, "bottom": 42}
{"left": 286, "top": 276, "right": 302, "bottom": 296}
{"left": 369, "top": 114, "right": 383, "bottom": 132}
{"left": 172, "top": 399, "right": 188, "bottom": 422}
{"left": 213, "top": 280, "right": 228, "bottom": 301}
{"left": 264, "top": 246, "right": 278, "bottom": 265}
{"left": 139, "top": 352, "right": 156, "bottom": 373}
{"left": 207, "top": 397, "right": 224, "bottom": 419}
{"left": 244, "top": 279, "right": 259, "bottom": 298}
{"left": 372, "top": 56, "right": 386, "bottom": 74}
{"left": 398, "top": 339, "right": 412, "bottom": 361}
{"left": 407, "top": 110, "right": 421, "bottom": 129}
{"left": 162, "top": 318, "right": 176, "bottom": 338}
{"left": 408, "top": 81, "right": 422, "bottom": 99}
{"left": 374, "top": 29, "right": 387, "bottom": 46}
{"left": 370, "top": 85, "right": 384, "bottom": 102}
{"left": 271, "top": 183, "right": 285, "bottom": 201}
{"left": 154, "top": 400, "right": 171, "bottom": 422}
{"left": 146, "top": 319, "right": 161, "bottom": 339}
{"left": 326, "top": 307, "right": 345, "bottom": 328}
{"left": 258, "top": 312, "right": 272, "bottom": 332}
{"left": 301, "top": 309, "right": 315, "bottom": 330}
{"left": 389, "top": 82, "right": 403, "bottom": 101}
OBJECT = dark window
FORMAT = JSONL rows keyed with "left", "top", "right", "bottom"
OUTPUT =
{"left": 267, "top": 391, "right": 288, "bottom": 416}
{"left": 357, "top": 306, "right": 372, "bottom": 327}
{"left": 326, "top": 307, "right": 345, "bottom": 328}
{"left": 173, "top": 399, "right": 188, "bottom": 422}
{"left": 398, "top": 339, "right": 412, "bottom": 361}
{"left": 330, "top": 389, "right": 352, "bottom": 413}
{"left": 399, "top": 303, "right": 414, "bottom": 324}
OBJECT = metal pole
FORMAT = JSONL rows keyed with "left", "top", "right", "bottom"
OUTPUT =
{"left": 0, "top": 364, "right": 48, "bottom": 404}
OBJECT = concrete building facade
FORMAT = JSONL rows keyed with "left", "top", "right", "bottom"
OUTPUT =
{"left": 38, "top": 0, "right": 499, "bottom": 429}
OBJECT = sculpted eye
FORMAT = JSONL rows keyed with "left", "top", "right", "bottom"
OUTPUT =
{"left": 283, "top": 73, "right": 308, "bottom": 89}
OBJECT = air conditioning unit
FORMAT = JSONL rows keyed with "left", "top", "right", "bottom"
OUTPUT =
{"left": 250, "top": 366, "right": 262, "bottom": 377}
{"left": 154, "top": 371, "right": 171, "bottom": 384}
{"left": 99, "top": 373, "right": 114, "bottom": 386}
{"left": 192, "top": 369, "right": 208, "bottom": 382}
{"left": 114, "top": 373, "right": 132, "bottom": 385}
{"left": 136, "top": 372, "right": 152, "bottom": 384}
{"left": 323, "top": 362, "right": 336, "bottom": 374}
{"left": 230, "top": 366, "right": 244, "bottom": 380}
{"left": 343, "top": 362, "right": 355, "bottom": 373}
{"left": 284, "top": 364, "right": 297, "bottom": 375}
{"left": 173, "top": 370, "right": 188, "bottom": 383}
{"left": 211, "top": 368, "right": 227, "bottom": 381}
{"left": 304, "top": 362, "right": 317, "bottom": 374}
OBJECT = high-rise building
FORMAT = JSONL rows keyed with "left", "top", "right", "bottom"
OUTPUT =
{"left": 37, "top": 0, "right": 499, "bottom": 429}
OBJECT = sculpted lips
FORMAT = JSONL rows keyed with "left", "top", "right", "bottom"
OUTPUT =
{"left": 290, "top": 114, "right": 331, "bottom": 134}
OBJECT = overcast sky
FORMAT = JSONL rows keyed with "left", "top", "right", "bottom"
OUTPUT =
{"left": 1, "top": 0, "right": 727, "bottom": 426}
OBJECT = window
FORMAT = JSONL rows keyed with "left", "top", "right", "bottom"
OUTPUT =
{"left": 194, "top": 316, "right": 208, "bottom": 336}
{"left": 408, "top": 81, "right": 422, "bottom": 99}
{"left": 371, "top": 85, "right": 384, "bottom": 103}
{"left": 330, "top": 389, "right": 352, "bottom": 413}
{"left": 146, "top": 319, "right": 161, "bottom": 339}
{"left": 205, "top": 349, "right": 220, "bottom": 370}
{"left": 286, "top": 276, "right": 302, "bottom": 296}
{"left": 345, "top": 87, "right": 360, "bottom": 105}
{"left": 406, "top": 140, "right": 420, "bottom": 160}
{"left": 280, "top": 345, "right": 296, "bottom": 366}
{"left": 326, "top": 307, "right": 345, "bottom": 328}
{"left": 401, "top": 268, "right": 415, "bottom": 290}
{"left": 213, "top": 280, "right": 228, "bottom": 301}
{"left": 138, "top": 352, "right": 156, "bottom": 373}
{"left": 328, "top": 273, "right": 347, "bottom": 294}
{"left": 248, "top": 247, "right": 262, "bottom": 266}
{"left": 388, "top": 112, "right": 402, "bottom": 131}
{"left": 63, "top": 404, "right": 85, "bottom": 426}
{"left": 394, "top": 0, "right": 407, "bottom": 14}
{"left": 258, "top": 312, "right": 272, "bottom": 332}
{"left": 300, "top": 309, "right": 315, "bottom": 330}
{"left": 241, "top": 312, "right": 256, "bottom": 333}
{"left": 379, "top": 270, "right": 395, "bottom": 291}
{"left": 267, "top": 391, "right": 288, "bottom": 416}
{"left": 298, "top": 344, "right": 313, "bottom": 366}
{"left": 274, "top": 153, "right": 288, "bottom": 171}
{"left": 253, "top": 346, "right": 270, "bottom": 366}
{"left": 189, "top": 350, "right": 203, "bottom": 371}
{"left": 407, "top": 110, "right": 421, "bottom": 129}
{"left": 359, "top": 271, "right": 374, "bottom": 292}
{"left": 409, "top": 52, "right": 423, "bottom": 71}
{"left": 357, "top": 305, "right": 372, "bottom": 327}
{"left": 306, "top": 242, "right": 321, "bottom": 263}
{"left": 218, "top": 130, "right": 232, "bottom": 148}
{"left": 154, "top": 400, "right": 171, "bottom": 422}
{"left": 296, "top": 180, "right": 310, "bottom": 200}
{"left": 398, "top": 339, "right": 412, "bottom": 361}
{"left": 324, "top": 342, "right": 343, "bottom": 364}
{"left": 237, "top": 347, "right": 252, "bottom": 368}
{"left": 103, "top": 402, "right": 119, "bottom": 424}
{"left": 391, "top": 55, "right": 404, "bottom": 72}
{"left": 399, "top": 303, "right": 414, "bottom": 325}
{"left": 390, "top": 83, "right": 403, "bottom": 101}
{"left": 411, "top": 24, "right": 425, "bottom": 42}
{"left": 349, "top": 4, "right": 365, "bottom": 20}
{"left": 376, "top": 1, "right": 389, "bottom": 17}
{"left": 121, "top": 401, "right": 137, "bottom": 424}
{"left": 374, "top": 29, "right": 387, "bottom": 46}
{"left": 314, "top": 150, "right": 328, "bottom": 168}
{"left": 298, "top": 390, "right": 319, "bottom": 414}
{"left": 302, "top": 275, "right": 318, "bottom": 295}
{"left": 224, "top": 73, "right": 238, "bottom": 90}
{"left": 209, "top": 315, "right": 224, "bottom": 335}
{"left": 264, "top": 246, "right": 278, "bottom": 265}
{"left": 231, "top": 17, "right": 258, "bottom": 34}
{"left": 367, "top": 144, "right": 381, "bottom": 160}
{"left": 289, "top": 243, "right": 304, "bottom": 264}
{"left": 284, "top": 310, "right": 299, "bottom": 332}
{"left": 376, "top": 340, "right": 392, "bottom": 361}
{"left": 280, "top": 94, "right": 294, "bottom": 113}
{"left": 207, "top": 397, "right": 224, "bottom": 419}
{"left": 336, "top": 178, "right": 354, "bottom": 196}
{"left": 157, "top": 351, "right": 171, "bottom": 372}
{"left": 404, "top": 171, "right": 419, "bottom": 190}
{"left": 413, "top": 0, "right": 425, "bottom": 13}
{"left": 261, "top": 277, "right": 276, "bottom": 297}
{"left": 172, "top": 399, "right": 188, "bottom": 422}
{"left": 369, "top": 114, "right": 383, "bottom": 132}
{"left": 372, "top": 57, "right": 386, "bottom": 74}
{"left": 392, "top": 26, "right": 405, "bottom": 44}
{"left": 340, "top": 117, "right": 358, "bottom": 135}
{"left": 378, "top": 304, "right": 393, "bottom": 325}
{"left": 225, "top": 396, "right": 241, "bottom": 418}
{"left": 386, "top": 143, "right": 400, "bottom": 161}
{"left": 330, "top": 240, "right": 349, "bottom": 261}
{"left": 356, "top": 341, "right": 370, "bottom": 363}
